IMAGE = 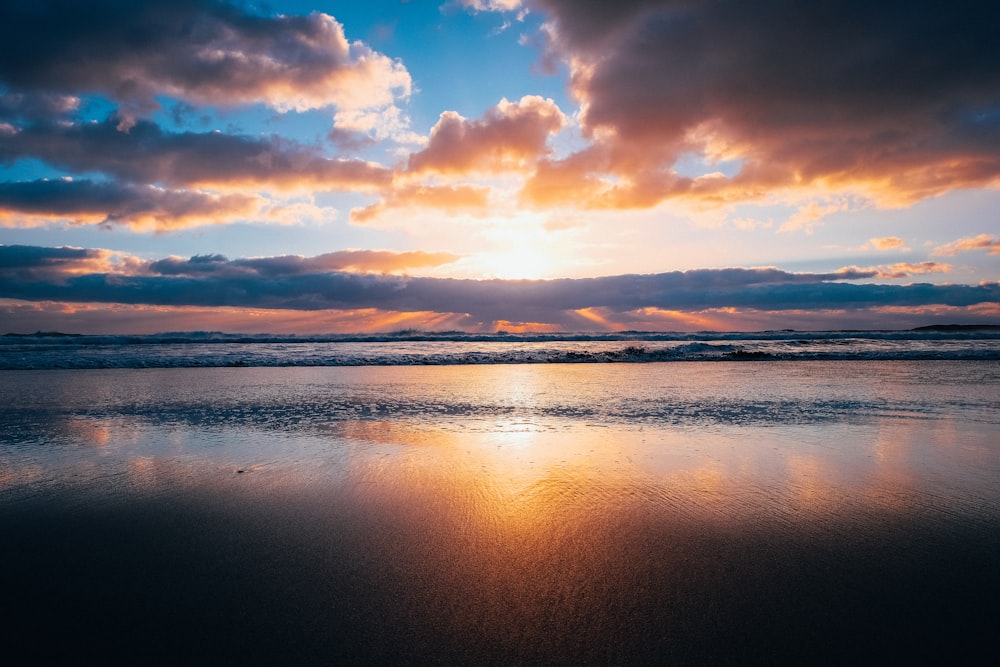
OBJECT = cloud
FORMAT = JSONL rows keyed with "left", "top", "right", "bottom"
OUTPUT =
{"left": 0, "top": 117, "right": 391, "bottom": 192}
{"left": 0, "top": 245, "right": 460, "bottom": 286}
{"left": 408, "top": 96, "right": 566, "bottom": 174}
{"left": 0, "top": 92, "right": 80, "bottom": 121}
{"left": 0, "top": 179, "right": 262, "bottom": 230}
{"left": 0, "top": 1, "right": 411, "bottom": 122}
{"left": 3, "top": 245, "right": 996, "bottom": 328}
{"left": 148, "top": 250, "right": 461, "bottom": 276}
{"left": 520, "top": 143, "right": 692, "bottom": 209}
{"left": 933, "top": 234, "right": 1000, "bottom": 256}
{"left": 866, "top": 237, "right": 907, "bottom": 251}
{"left": 779, "top": 200, "right": 851, "bottom": 233}
{"left": 838, "top": 262, "right": 952, "bottom": 280}
{"left": 457, "top": 0, "right": 525, "bottom": 12}
{"left": 521, "top": 0, "right": 1000, "bottom": 208}
{"left": 0, "top": 245, "right": 126, "bottom": 282}
{"left": 350, "top": 184, "right": 490, "bottom": 223}
{"left": 875, "top": 262, "right": 951, "bottom": 279}
{"left": 0, "top": 299, "right": 479, "bottom": 336}
{"left": 333, "top": 104, "right": 422, "bottom": 145}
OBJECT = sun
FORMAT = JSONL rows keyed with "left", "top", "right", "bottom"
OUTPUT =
{"left": 483, "top": 244, "right": 557, "bottom": 280}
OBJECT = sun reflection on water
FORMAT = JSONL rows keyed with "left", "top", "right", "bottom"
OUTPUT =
{"left": 3, "top": 364, "right": 1000, "bottom": 663}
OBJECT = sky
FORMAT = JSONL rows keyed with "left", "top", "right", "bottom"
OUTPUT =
{"left": 1, "top": 0, "right": 998, "bottom": 334}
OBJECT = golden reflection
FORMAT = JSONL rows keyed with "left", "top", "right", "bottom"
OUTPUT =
{"left": 784, "top": 454, "right": 829, "bottom": 506}
{"left": 127, "top": 456, "right": 161, "bottom": 491}
{"left": 65, "top": 418, "right": 112, "bottom": 447}
{"left": 0, "top": 462, "right": 45, "bottom": 490}
{"left": 323, "top": 410, "right": 995, "bottom": 554}
{"left": 4, "top": 395, "right": 991, "bottom": 552}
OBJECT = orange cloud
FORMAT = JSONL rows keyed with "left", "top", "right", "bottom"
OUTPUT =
{"left": 0, "top": 300, "right": 474, "bottom": 335}
{"left": 932, "top": 234, "right": 1000, "bottom": 256}
{"left": 521, "top": 144, "right": 692, "bottom": 209}
{"left": 601, "top": 307, "right": 735, "bottom": 332}
{"left": 518, "top": 0, "right": 1000, "bottom": 209}
{"left": 491, "top": 320, "right": 564, "bottom": 334}
{"left": 305, "top": 250, "right": 461, "bottom": 274}
{"left": 868, "top": 237, "right": 906, "bottom": 251}
{"left": 870, "top": 302, "right": 1000, "bottom": 319}
{"left": 146, "top": 249, "right": 462, "bottom": 277}
{"left": 3, "top": 295, "right": 996, "bottom": 336}
{"left": 408, "top": 96, "right": 566, "bottom": 175}
{"left": 350, "top": 183, "right": 490, "bottom": 223}
{"left": 836, "top": 262, "right": 953, "bottom": 280}
{"left": 0, "top": 245, "right": 146, "bottom": 284}
{"left": 873, "top": 262, "right": 952, "bottom": 279}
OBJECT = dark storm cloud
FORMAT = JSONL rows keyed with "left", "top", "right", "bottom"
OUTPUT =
{"left": 0, "top": 179, "right": 260, "bottom": 229}
{"left": 3, "top": 245, "right": 997, "bottom": 322}
{"left": 0, "top": 244, "right": 113, "bottom": 282}
{"left": 0, "top": 92, "right": 79, "bottom": 121}
{"left": 0, "top": 0, "right": 409, "bottom": 118}
{"left": 0, "top": 117, "right": 391, "bottom": 191}
{"left": 523, "top": 0, "right": 1000, "bottom": 205}
{"left": 0, "top": 244, "right": 93, "bottom": 267}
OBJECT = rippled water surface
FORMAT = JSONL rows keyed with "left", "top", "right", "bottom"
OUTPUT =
{"left": 2, "top": 361, "right": 999, "bottom": 664}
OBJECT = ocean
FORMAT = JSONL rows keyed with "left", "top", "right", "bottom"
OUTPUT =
{"left": 2, "top": 330, "right": 999, "bottom": 663}
{"left": 2, "top": 327, "right": 999, "bottom": 368}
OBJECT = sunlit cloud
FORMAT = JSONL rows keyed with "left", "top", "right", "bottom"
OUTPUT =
{"left": 0, "top": 118, "right": 392, "bottom": 193}
{"left": 860, "top": 237, "right": 910, "bottom": 253}
{"left": 520, "top": 0, "right": 1000, "bottom": 209}
{"left": 0, "top": 1, "right": 411, "bottom": 123}
{"left": 2, "top": 245, "right": 996, "bottom": 332}
{"left": 148, "top": 250, "right": 461, "bottom": 276}
{"left": 0, "top": 299, "right": 474, "bottom": 335}
{"left": 456, "top": 0, "right": 525, "bottom": 12}
{"left": 873, "top": 262, "right": 952, "bottom": 279}
{"left": 0, "top": 245, "right": 134, "bottom": 282}
{"left": 0, "top": 179, "right": 263, "bottom": 231}
{"left": 932, "top": 233, "right": 1000, "bottom": 256}
{"left": 333, "top": 104, "right": 425, "bottom": 145}
{"left": 779, "top": 200, "right": 851, "bottom": 233}
{"left": 408, "top": 96, "right": 566, "bottom": 174}
{"left": 0, "top": 1, "right": 995, "bottom": 337}
{"left": 836, "top": 262, "right": 953, "bottom": 280}
{"left": 350, "top": 184, "right": 491, "bottom": 223}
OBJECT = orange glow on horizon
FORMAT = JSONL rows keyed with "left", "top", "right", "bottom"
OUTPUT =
{"left": 2, "top": 297, "right": 996, "bottom": 335}
{"left": 492, "top": 320, "right": 563, "bottom": 334}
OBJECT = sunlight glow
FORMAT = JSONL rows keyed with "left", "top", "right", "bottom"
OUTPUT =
{"left": 483, "top": 244, "right": 556, "bottom": 279}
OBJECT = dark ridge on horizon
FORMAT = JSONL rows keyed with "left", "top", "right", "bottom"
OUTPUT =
{"left": 912, "top": 324, "right": 1000, "bottom": 332}
{"left": 2, "top": 331, "right": 82, "bottom": 337}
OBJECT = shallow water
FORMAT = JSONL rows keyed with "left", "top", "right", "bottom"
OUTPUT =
{"left": 3, "top": 329, "right": 998, "bottom": 368}
{"left": 2, "top": 362, "right": 999, "bottom": 664}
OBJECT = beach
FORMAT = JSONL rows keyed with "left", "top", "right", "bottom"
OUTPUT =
{"left": 3, "top": 0, "right": 998, "bottom": 661}
{"left": 2, "top": 360, "right": 999, "bottom": 664}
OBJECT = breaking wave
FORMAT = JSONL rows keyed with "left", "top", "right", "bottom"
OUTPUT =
{"left": 2, "top": 328, "right": 998, "bottom": 369}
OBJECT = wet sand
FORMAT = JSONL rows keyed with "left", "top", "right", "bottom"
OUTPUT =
{"left": 2, "top": 363, "right": 999, "bottom": 664}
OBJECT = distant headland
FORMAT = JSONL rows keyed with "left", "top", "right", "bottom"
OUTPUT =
{"left": 911, "top": 324, "right": 1000, "bottom": 332}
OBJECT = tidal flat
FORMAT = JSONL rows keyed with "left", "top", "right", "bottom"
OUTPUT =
{"left": 2, "top": 362, "right": 998, "bottom": 664}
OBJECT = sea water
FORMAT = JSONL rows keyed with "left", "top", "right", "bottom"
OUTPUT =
{"left": 1, "top": 354, "right": 998, "bottom": 663}
{"left": 1, "top": 328, "right": 998, "bottom": 368}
